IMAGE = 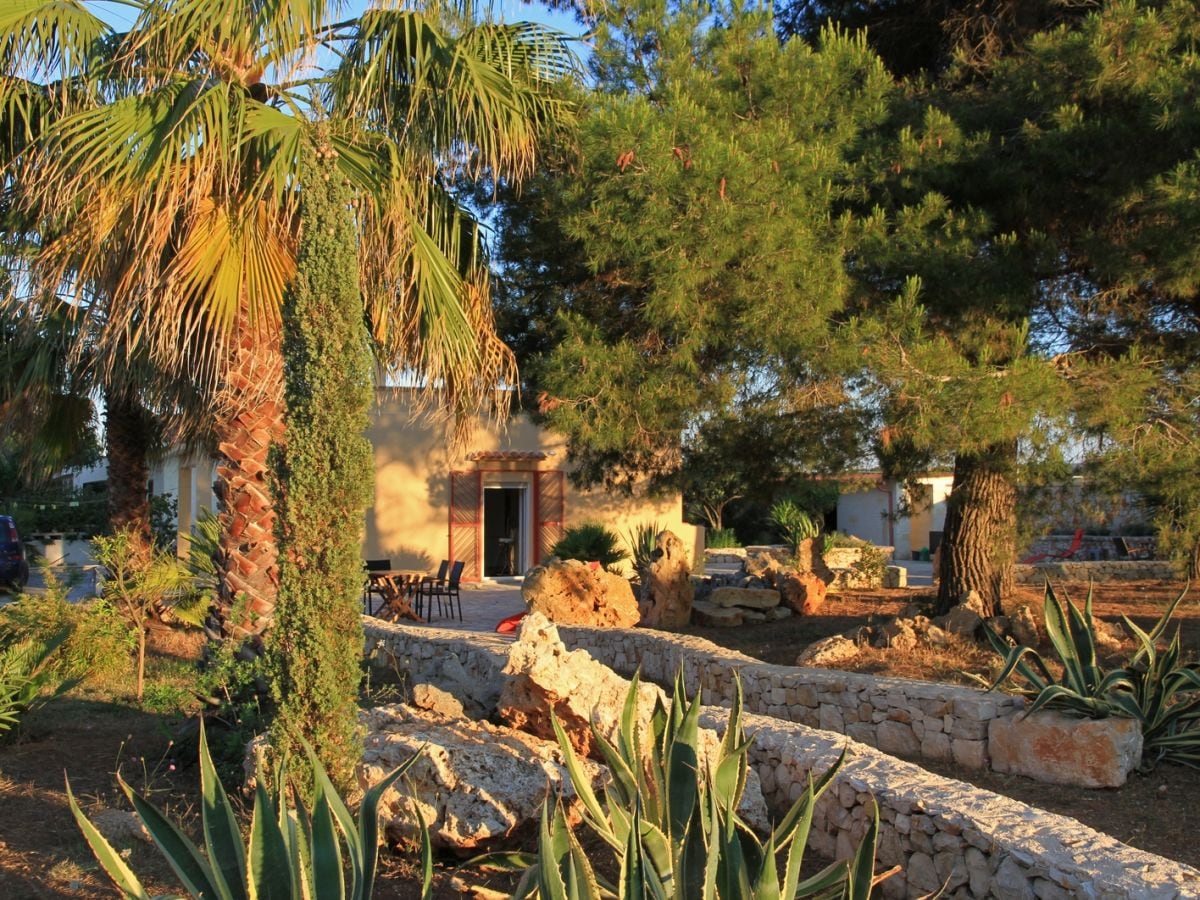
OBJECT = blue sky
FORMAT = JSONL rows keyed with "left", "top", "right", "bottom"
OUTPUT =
{"left": 91, "top": 1, "right": 585, "bottom": 39}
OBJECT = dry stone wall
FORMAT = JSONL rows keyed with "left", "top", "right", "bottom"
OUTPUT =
{"left": 554, "top": 625, "right": 1021, "bottom": 772}
{"left": 713, "top": 708, "right": 1200, "bottom": 899}
{"left": 360, "top": 618, "right": 1200, "bottom": 898}
{"left": 1015, "top": 561, "right": 1177, "bottom": 583}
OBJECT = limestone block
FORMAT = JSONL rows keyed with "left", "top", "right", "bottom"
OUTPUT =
{"left": 883, "top": 565, "right": 907, "bottom": 588}
{"left": 796, "top": 635, "right": 860, "bottom": 667}
{"left": 877, "top": 720, "right": 920, "bottom": 757}
{"left": 361, "top": 704, "right": 604, "bottom": 851}
{"left": 692, "top": 601, "right": 745, "bottom": 627}
{"left": 522, "top": 559, "right": 640, "bottom": 627}
{"left": 710, "top": 586, "right": 781, "bottom": 609}
{"left": 766, "top": 606, "right": 793, "bottom": 621}
{"left": 951, "top": 738, "right": 987, "bottom": 769}
{"left": 987, "top": 710, "right": 1142, "bottom": 788}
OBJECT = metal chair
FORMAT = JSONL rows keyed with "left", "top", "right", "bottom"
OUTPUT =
{"left": 414, "top": 560, "right": 449, "bottom": 618}
{"left": 363, "top": 559, "right": 391, "bottom": 615}
{"left": 423, "top": 560, "right": 465, "bottom": 621}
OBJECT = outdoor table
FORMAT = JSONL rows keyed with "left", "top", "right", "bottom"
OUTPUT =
{"left": 367, "top": 569, "right": 426, "bottom": 622}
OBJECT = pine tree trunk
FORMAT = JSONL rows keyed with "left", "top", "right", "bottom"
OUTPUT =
{"left": 209, "top": 312, "right": 286, "bottom": 645}
{"left": 1189, "top": 535, "right": 1200, "bottom": 582}
{"left": 105, "top": 389, "right": 152, "bottom": 558}
{"left": 935, "top": 443, "right": 1017, "bottom": 616}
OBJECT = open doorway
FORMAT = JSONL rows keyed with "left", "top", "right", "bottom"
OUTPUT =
{"left": 483, "top": 486, "right": 526, "bottom": 577}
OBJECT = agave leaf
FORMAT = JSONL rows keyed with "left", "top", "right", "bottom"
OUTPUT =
{"left": 772, "top": 750, "right": 844, "bottom": 849}
{"left": 417, "top": 804, "right": 434, "bottom": 900}
{"left": 845, "top": 802, "right": 880, "bottom": 900}
{"left": 593, "top": 727, "right": 640, "bottom": 809}
{"left": 564, "top": 806, "right": 603, "bottom": 900}
{"left": 635, "top": 819, "right": 673, "bottom": 883}
{"left": 794, "top": 859, "right": 851, "bottom": 896}
{"left": 65, "top": 777, "right": 152, "bottom": 900}
{"left": 619, "top": 797, "right": 647, "bottom": 900}
{"left": 118, "top": 772, "right": 222, "bottom": 899}
{"left": 1043, "top": 585, "right": 1090, "bottom": 692}
{"left": 248, "top": 777, "right": 294, "bottom": 900}
{"left": 618, "top": 671, "right": 644, "bottom": 768}
{"left": 310, "top": 781, "right": 345, "bottom": 900}
{"left": 665, "top": 691, "right": 701, "bottom": 841}
{"left": 351, "top": 742, "right": 424, "bottom": 899}
{"left": 675, "top": 806, "right": 706, "bottom": 899}
{"left": 550, "top": 712, "right": 612, "bottom": 840}
{"left": 199, "top": 719, "right": 248, "bottom": 900}
{"left": 751, "top": 830, "right": 781, "bottom": 900}
{"left": 536, "top": 798, "right": 571, "bottom": 900}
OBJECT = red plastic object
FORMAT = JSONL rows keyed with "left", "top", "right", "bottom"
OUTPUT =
{"left": 496, "top": 611, "right": 526, "bottom": 634}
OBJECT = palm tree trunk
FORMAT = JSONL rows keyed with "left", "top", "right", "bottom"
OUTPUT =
{"left": 105, "top": 389, "right": 152, "bottom": 559}
{"left": 210, "top": 314, "right": 286, "bottom": 644}
{"left": 935, "top": 443, "right": 1018, "bottom": 616}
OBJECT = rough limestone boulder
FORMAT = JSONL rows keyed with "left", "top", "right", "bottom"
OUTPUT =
{"left": 640, "top": 530, "right": 694, "bottom": 629}
{"left": 743, "top": 550, "right": 787, "bottom": 585}
{"left": 875, "top": 617, "right": 919, "bottom": 651}
{"left": 709, "top": 587, "right": 780, "bottom": 610}
{"left": 795, "top": 635, "right": 861, "bottom": 666}
{"left": 498, "top": 613, "right": 770, "bottom": 833}
{"left": 777, "top": 570, "right": 827, "bottom": 616}
{"left": 691, "top": 601, "right": 745, "bottom": 626}
{"left": 988, "top": 709, "right": 1142, "bottom": 788}
{"left": 522, "top": 559, "right": 640, "bottom": 628}
{"left": 1010, "top": 603, "right": 1040, "bottom": 647}
{"left": 361, "top": 704, "right": 604, "bottom": 851}
{"left": 937, "top": 590, "right": 988, "bottom": 637}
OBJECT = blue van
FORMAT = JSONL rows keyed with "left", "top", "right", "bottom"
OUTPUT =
{"left": 0, "top": 516, "right": 29, "bottom": 589}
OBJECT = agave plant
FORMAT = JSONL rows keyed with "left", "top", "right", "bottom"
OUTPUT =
{"left": 490, "top": 671, "right": 883, "bottom": 898}
{"left": 987, "top": 583, "right": 1200, "bottom": 768}
{"left": 625, "top": 522, "right": 663, "bottom": 578}
{"left": 768, "top": 501, "right": 819, "bottom": 562}
{"left": 67, "top": 719, "right": 431, "bottom": 899}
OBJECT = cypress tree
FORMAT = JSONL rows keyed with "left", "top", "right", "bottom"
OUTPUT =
{"left": 267, "top": 140, "right": 375, "bottom": 787}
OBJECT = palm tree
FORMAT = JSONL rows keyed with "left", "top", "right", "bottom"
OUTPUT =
{"left": 1, "top": 0, "right": 574, "bottom": 641}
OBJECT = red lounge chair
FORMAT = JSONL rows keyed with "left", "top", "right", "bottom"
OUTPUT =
{"left": 1021, "top": 528, "right": 1084, "bottom": 564}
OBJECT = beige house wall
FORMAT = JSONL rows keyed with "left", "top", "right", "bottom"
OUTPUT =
{"left": 365, "top": 389, "right": 703, "bottom": 580}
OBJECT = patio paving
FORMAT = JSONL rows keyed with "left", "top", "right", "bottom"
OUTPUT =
{"left": 371, "top": 582, "right": 527, "bottom": 634}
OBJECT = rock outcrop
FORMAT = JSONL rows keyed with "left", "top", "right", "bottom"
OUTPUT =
{"left": 498, "top": 613, "right": 770, "bottom": 833}
{"left": 777, "top": 570, "right": 827, "bottom": 616}
{"left": 522, "top": 559, "right": 640, "bottom": 628}
{"left": 639, "top": 530, "right": 694, "bottom": 629}
{"left": 361, "top": 704, "right": 604, "bottom": 851}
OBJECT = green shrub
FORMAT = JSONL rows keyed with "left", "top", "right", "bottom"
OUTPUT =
{"left": 68, "top": 719, "right": 431, "bottom": 899}
{"left": 0, "top": 625, "right": 76, "bottom": 738}
{"left": 494, "top": 671, "right": 883, "bottom": 898}
{"left": 768, "top": 501, "right": 819, "bottom": 560}
{"left": 0, "top": 570, "right": 134, "bottom": 684}
{"left": 706, "top": 527, "right": 740, "bottom": 549}
{"left": 986, "top": 583, "right": 1200, "bottom": 768}
{"left": 551, "top": 522, "right": 630, "bottom": 570}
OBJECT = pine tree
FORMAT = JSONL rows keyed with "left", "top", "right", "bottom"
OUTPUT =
{"left": 847, "top": 0, "right": 1200, "bottom": 611}
{"left": 494, "top": 0, "right": 892, "bottom": 492}
{"left": 267, "top": 142, "right": 376, "bottom": 787}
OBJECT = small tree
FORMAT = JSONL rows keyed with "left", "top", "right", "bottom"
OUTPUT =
{"left": 92, "top": 528, "right": 199, "bottom": 703}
